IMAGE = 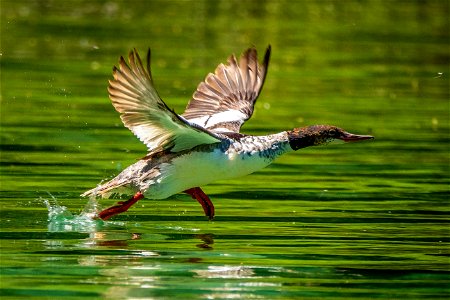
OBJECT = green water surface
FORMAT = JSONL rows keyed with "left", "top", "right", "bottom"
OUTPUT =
{"left": 1, "top": 1, "right": 449, "bottom": 299}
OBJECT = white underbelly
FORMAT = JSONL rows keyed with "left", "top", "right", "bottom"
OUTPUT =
{"left": 143, "top": 148, "right": 273, "bottom": 199}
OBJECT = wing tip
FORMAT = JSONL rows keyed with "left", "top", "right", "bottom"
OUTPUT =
{"left": 146, "top": 48, "right": 152, "bottom": 80}
{"left": 264, "top": 45, "right": 271, "bottom": 67}
{"left": 118, "top": 55, "right": 127, "bottom": 67}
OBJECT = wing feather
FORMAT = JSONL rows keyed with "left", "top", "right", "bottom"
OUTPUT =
{"left": 183, "top": 46, "right": 271, "bottom": 133}
{"left": 108, "top": 48, "right": 222, "bottom": 155}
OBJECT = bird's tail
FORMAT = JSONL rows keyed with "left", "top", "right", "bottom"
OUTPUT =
{"left": 80, "top": 179, "right": 129, "bottom": 199}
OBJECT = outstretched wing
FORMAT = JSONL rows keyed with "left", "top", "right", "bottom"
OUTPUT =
{"left": 182, "top": 45, "right": 271, "bottom": 133}
{"left": 108, "top": 49, "right": 222, "bottom": 156}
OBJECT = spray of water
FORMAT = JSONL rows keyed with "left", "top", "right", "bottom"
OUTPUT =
{"left": 42, "top": 191, "right": 116, "bottom": 232}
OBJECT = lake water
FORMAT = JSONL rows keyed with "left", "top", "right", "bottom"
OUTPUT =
{"left": 1, "top": 0, "right": 449, "bottom": 299}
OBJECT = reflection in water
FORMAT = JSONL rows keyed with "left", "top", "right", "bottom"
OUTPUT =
{"left": 78, "top": 249, "right": 159, "bottom": 268}
{"left": 195, "top": 233, "right": 214, "bottom": 249}
{"left": 193, "top": 266, "right": 283, "bottom": 299}
{"left": 85, "top": 232, "right": 142, "bottom": 248}
{"left": 194, "top": 265, "right": 255, "bottom": 279}
{"left": 100, "top": 265, "right": 163, "bottom": 299}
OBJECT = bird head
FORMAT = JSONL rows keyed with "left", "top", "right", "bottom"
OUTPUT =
{"left": 287, "top": 125, "right": 373, "bottom": 150}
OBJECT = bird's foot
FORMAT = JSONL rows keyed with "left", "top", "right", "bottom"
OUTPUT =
{"left": 184, "top": 187, "right": 215, "bottom": 220}
{"left": 98, "top": 191, "right": 144, "bottom": 220}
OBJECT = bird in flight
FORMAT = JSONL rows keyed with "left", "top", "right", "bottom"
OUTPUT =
{"left": 81, "top": 46, "right": 373, "bottom": 220}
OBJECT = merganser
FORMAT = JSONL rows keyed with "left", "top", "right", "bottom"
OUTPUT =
{"left": 81, "top": 46, "right": 373, "bottom": 220}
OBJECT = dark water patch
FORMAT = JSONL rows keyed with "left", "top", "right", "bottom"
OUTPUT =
{"left": 101, "top": 214, "right": 450, "bottom": 225}
{"left": 314, "top": 209, "right": 450, "bottom": 216}
{"left": 263, "top": 253, "right": 411, "bottom": 262}
{"left": 0, "top": 231, "right": 89, "bottom": 240}
{"left": 0, "top": 144, "right": 70, "bottom": 153}
{"left": 0, "top": 288, "right": 101, "bottom": 298}
{"left": 87, "top": 214, "right": 450, "bottom": 226}
{"left": 160, "top": 233, "right": 450, "bottom": 243}
{"left": 1, "top": 161, "right": 84, "bottom": 167}
{"left": 211, "top": 190, "right": 449, "bottom": 202}
{"left": 336, "top": 267, "right": 450, "bottom": 279}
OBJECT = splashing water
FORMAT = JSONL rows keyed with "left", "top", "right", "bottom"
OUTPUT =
{"left": 42, "top": 193, "right": 121, "bottom": 232}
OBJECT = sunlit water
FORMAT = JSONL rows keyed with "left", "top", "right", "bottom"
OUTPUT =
{"left": 1, "top": 1, "right": 449, "bottom": 299}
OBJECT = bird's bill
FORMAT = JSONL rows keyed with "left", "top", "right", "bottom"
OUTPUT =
{"left": 341, "top": 132, "right": 374, "bottom": 142}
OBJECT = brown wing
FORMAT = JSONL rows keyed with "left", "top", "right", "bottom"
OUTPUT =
{"left": 182, "top": 46, "right": 271, "bottom": 133}
{"left": 108, "top": 49, "right": 222, "bottom": 156}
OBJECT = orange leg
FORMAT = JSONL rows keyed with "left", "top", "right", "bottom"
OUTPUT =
{"left": 98, "top": 191, "right": 144, "bottom": 220}
{"left": 184, "top": 187, "right": 215, "bottom": 220}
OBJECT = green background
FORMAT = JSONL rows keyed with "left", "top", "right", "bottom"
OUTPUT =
{"left": 1, "top": 0, "right": 449, "bottom": 298}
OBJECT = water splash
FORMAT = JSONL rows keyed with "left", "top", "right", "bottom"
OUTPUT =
{"left": 42, "top": 193, "right": 117, "bottom": 233}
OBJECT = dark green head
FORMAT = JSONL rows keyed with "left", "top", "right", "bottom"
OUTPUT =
{"left": 287, "top": 125, "right": 373, "bottom": 150}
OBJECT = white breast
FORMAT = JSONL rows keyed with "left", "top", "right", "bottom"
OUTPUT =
{"left": 142, "top": 148, "right": 268, "bottom": 199}
{"left": 141, "top": 132, "right": 290, "bottom": 199}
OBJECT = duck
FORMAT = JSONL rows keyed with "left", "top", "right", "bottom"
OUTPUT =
{"left": 81, "top": 45, "right": 373, "bottom": 220}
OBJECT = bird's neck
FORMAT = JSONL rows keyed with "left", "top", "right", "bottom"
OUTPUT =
{"left": 287, "top": 126, "right": 331, "bottom": 150}
{"left": 225, "top": 132, "right": 293, "bottom": 160}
